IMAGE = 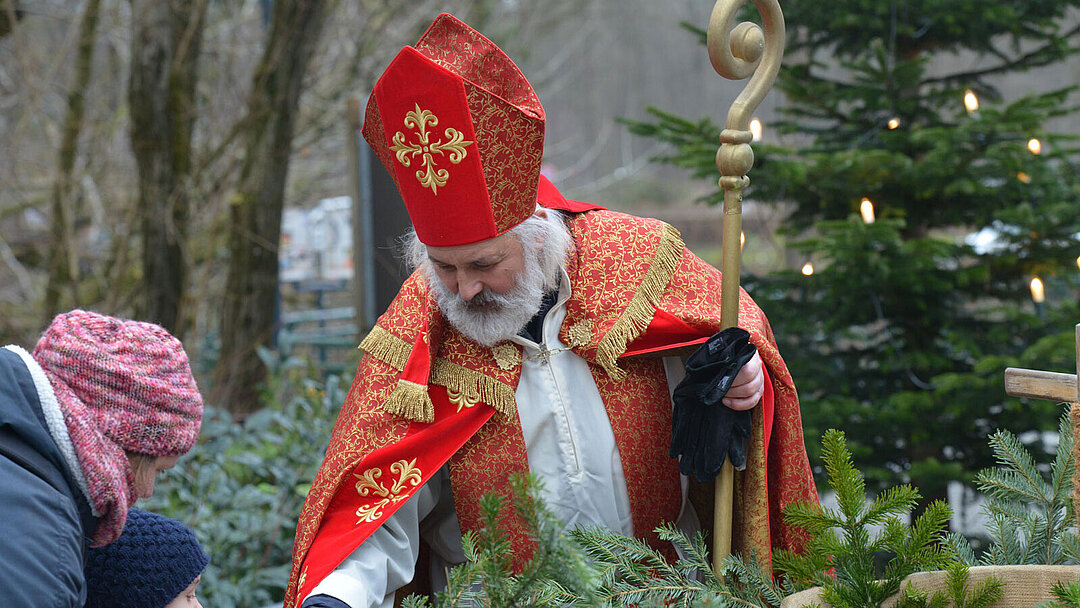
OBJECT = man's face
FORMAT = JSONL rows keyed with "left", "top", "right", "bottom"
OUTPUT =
{"left": 425, "top": 230, "right": 526, "bottom": 302}
{"left": 424, "top": 229, "right": 547, "bottom": 346}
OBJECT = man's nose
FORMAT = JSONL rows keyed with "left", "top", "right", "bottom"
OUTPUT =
{"left": 457, "top": 272, "right": 484, "bottom": 301}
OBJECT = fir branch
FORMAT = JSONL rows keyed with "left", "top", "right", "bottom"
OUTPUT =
{"left": 973, "top": 408, "right": 1077, "bottom": 566}
{"left": 1041, "top": 580, "right": 1080, "bottom": 608}
{"left": 823, "top": 430, "right": 869, "bottom": 521}
{"left": 980, "top": 430, "right": 1049, "bottom": 502}
{"left": 922, "top": 23, "right": 1080, "bottom": 86}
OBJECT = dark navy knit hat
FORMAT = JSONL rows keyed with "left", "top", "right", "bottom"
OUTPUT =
{"left": 84, "top": 508, "right": 210, "bottom": 608}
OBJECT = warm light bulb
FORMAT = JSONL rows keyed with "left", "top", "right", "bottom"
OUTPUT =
{"left": 1030, "top": 277, "right": 1045, "bottom": 304}
{"left": 1028, "top": 138, "right": 1042, "bottom": 155}
{"left": 749, "top": 118, "right": 762, "bottom": 142}
{"left": 887, "top": 118, "right": 900, "bottom": 130}
{"left": 801, "top": 263, "right": 814, "bottom": 276}
{"left": 1076, "top": 255, "right": 1079, "bottom": 272}
{"left": 860, "top": 198, "right": 876, "bottom": 224}
{"left": 1017, "top": 171, "right": 1032, "bottom": 183}
{"left": 740, "top": 231, "right": 746, "bottom": 251}
{"left": 963, "top": 90, "right": 979, "bottom": 114}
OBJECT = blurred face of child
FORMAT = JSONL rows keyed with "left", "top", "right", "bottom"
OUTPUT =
{"left": 165, "top": 574, "right": 203, "bottom": 608}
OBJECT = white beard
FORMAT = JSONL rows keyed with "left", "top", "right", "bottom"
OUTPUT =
{"left": 425, "top": 243, "right": 548, "bottom": 347}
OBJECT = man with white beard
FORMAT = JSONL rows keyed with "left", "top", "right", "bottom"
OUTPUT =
{"left": 286, "top": 13, "right": 817, "bottom": 608}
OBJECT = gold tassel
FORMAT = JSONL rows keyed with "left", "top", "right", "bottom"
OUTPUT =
{"left": 432, "top": 358, "right": 517, "bottom": 419}
{"left": 595, "top": 222, "right": 685, "bottom": 379}
{"left": 383, "top": 379, "right": 434, "bottom": 423}
{"left": 359, "top": 325, "right": 412, "bottom": 371}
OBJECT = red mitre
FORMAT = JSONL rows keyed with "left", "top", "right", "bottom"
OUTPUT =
{"left": 362, "top": 13, "right": 546, "bottom": 247}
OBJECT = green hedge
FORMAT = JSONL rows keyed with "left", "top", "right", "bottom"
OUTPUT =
{"left": 145, "top": 352, "right": 352, "bottom": 608}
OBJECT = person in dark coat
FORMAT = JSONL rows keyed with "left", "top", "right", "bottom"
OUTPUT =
{"left": 0, "top": 310, "right": 204, "bottom": 608}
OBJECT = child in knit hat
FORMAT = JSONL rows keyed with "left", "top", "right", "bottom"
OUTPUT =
{"left": 0, "top": 309, "right": 203, "bottom": 608}
{"left": 84, "top": 508, "right": 210, "bottom": 608}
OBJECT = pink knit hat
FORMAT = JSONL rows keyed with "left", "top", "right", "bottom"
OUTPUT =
{"left": 33, "top": 309, "right": 203, "bottom": 546}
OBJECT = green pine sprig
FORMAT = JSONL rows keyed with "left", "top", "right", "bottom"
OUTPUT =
{"left": 772, "top": 429, "right": 952, "bottom": 608}
{"left": 894, "top": 562, "right": 1005, "bottom": 608}
{"left": 972, "top": 409, "right": 1076, "bottom": 565}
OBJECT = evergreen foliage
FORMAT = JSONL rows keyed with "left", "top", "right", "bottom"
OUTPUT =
{"left": 944, "top": 409, "right": 1080, "bottom": 565}
{"left": 409, "top": 429, "right": 967, "bottom": 608}
{"left": 418, "top": 420, "right": 1080, "bottom": 608}
{"left": 403, "top": 475, "right": 771, "bottom": 607}
{"left": 621, "top": 0, "right": 1080, "bottom": 503}
{"left": 774, "top": 429, "right": 953, "bottom": 608}
{"left": 1041, "top": 580, "right": 1080, "bottom": 608}
{"left": 895, "top": 562, "right": 1005, "bottom": 608}
{"left": 403, "top": 475, "right": 607, "bottom": 608}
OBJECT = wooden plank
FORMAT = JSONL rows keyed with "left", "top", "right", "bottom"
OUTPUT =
{"left": 1004, "top": 367, "right": 1079, "bottom": 402}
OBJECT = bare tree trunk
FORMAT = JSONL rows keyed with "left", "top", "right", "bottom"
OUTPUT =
{"left": 44, "top": 0, "right": 101, "bottom": 321}
{"left": 212, "top": 0, "right": 328, "bottom": 414}
{"left": 128, "top": 0, "right": 207, "bottom": 334}
{"left": 0, "top": 1, "right": 22, "bottom": 38}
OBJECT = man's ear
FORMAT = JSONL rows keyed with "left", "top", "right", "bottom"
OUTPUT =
{"left": 532, "top": 205, "right": 547, "bottom": 220}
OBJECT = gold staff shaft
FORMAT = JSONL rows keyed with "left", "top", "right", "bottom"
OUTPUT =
{"left": 706, "top": 0, "right": 785, "bottom": 572}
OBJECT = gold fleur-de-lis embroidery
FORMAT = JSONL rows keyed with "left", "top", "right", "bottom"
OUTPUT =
{"left": 389, "top": 104, "right": 473, "bottom": 194}
{"left": 492, "top": 343, "right": 521, "bottom": 371}
{"left": 447, "top": 386, "right": 480, "bottom": 412}
{"left": 354, "top": 458, "right": 423, "bottom": 523}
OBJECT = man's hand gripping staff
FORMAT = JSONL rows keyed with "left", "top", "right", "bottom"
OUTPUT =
{"left": 670, "top": 327, "right": 757, "bottom": 482}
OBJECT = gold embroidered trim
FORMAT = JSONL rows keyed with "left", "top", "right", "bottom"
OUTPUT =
{"left": 383, "top": 379, "right": 435, "bottom": 423}
{"left": 298, "top": 567, "right": 307, "bottom": 592}
{"left": 432, "top": 358, "right": 517, "bottom": 419}
{"left": 595, "top": 222, "right": 684, "bottom": 380}
{"left": 389, "top": 104, "right": 473, "bottom": 194}
{"left": 568, "top": 319, "right": 592, "bottom": 348}
{"left": 491, "top": 343, "right": 521, "bottom": 371}
{"left": 359, "top": 325, "right": 411, "bottom": 371}
{"left": 353, "top": 458, "right": 423, "bottom": 523}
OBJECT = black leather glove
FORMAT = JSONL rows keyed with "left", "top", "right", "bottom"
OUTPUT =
{"left": 670, "top": 327, "right": 757, "bottom": 481}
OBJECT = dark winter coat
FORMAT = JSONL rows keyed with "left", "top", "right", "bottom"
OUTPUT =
{"left": 0, "top": 345, "right": 96, "bottom": 608}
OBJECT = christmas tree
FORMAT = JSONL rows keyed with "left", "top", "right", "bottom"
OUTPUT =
{"left": 625, "top": 1, "right": 1080, "bottom": 512}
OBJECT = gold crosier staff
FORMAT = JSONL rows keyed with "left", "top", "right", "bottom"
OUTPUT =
{"left": 705, "top": 0, "right": 785, "bottom": 572}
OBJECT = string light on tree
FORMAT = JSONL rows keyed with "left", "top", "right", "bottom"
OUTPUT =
{"left": 1017, "top": 171, "right": 1032, "bottom": 183}
{"left": 801, "top": 262, "right": 814, "bottom": 276}
{"left": 1076, "top": 255, "right": 1079, "bottom": 272}
{"left": 1030, "top": 277, "right": 1045, "bottom": 303}
{"left": 740, "top": 231, "right": 746, "bottom": 251}
{"left": 1028, "top": 138, "right": 1042, "bottom": 155}
{"left": 749, "top": 118, "right": 762, "bottom": 142}
{"left": 887, "top": 117, "right": 900, "bottom": 130}
{"left": 860, "top": 197, "right": 876, "bottom": 224}
{"left": 963, "top": 89, "right": 979, "bottom": 114}
{"left": 1030, "top": 277, "right": 1046, "bottom": 319}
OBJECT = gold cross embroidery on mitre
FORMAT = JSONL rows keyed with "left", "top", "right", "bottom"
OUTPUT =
{"left": 389, "top": 103, "right": 473, "bottom": 194}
